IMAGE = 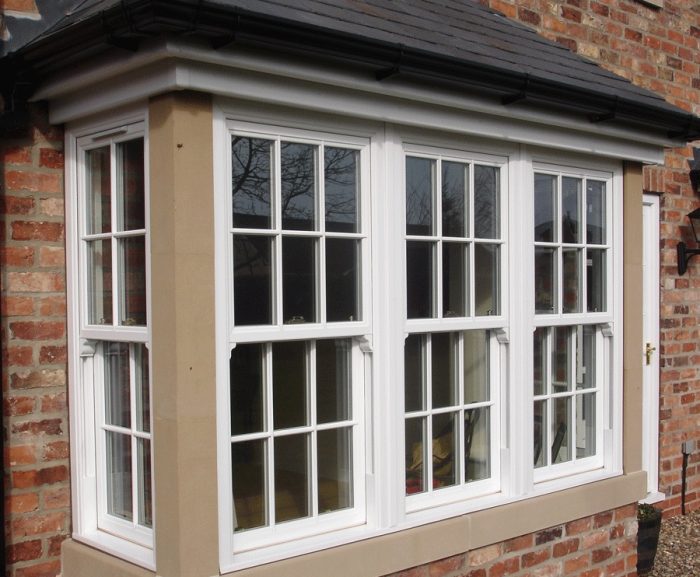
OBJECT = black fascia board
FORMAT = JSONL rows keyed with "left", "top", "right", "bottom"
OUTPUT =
{"left": 6, "top": 0, "right": 700, "bottom": 140}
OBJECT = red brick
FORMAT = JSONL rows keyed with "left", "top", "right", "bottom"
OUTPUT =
{"left": 10, "top": 369, "right": 66, "bottom": 389}
{"left": 7, "top": 444, "right": 37, "bottom": 466}
{"left": 1, "top": 195, "right": 35, "bottom": 214}
{"left": 1, "top": 145, "right": 32, "bottom": 164}
{"left": 1, "top": 0, "right": 40, "bottom": 11}
{"left": 39, "top": 148, "right": 64, "bottom": 168}
{"left": 12, "top": 419, "right": 63, "bottom": 436}
{"left": 591, "top": 546, "right": 613, "bottom": 564}
{"left": 429, "top": 554, "right": 464, "bottom": 576}
{"left": 6, "top": 345, "right": 34, "bottom": 365}
{"left": 39, "top": 197, "right": 64, "bottom": 217}
{"left": 1, "top": 247, "right": 35, "bottom": 267}
{"left": 7, "top": 272, "right": 64, "bottom": 293}
{"left": 42, "top": 441, "right": 69, "bottom": 461}
{"left": 6, "top": 492, "right": 40, "bottom": 513}
{"left": 13, "top": 465, "right": 69, "bottom": 489}
{"left": 488, "top": 557, "right": 519, "bottom": 577}
{"left": 48, "top": 534, "right": 68, "bottom": 557}
{"left": 44, "top": 487, "right": 70, "bottom": 510}
{"left": 38, "top": 296, "right": 67, "bottom": 317}
{"left": 5, "top": 171, "right": 61, "bottom": 193}
{"left": 564, "top": 553, "right": 589, "bottom": 573}
{"left": 553, "top": 538, "right": 579, "bottom": 557}
{"left": 39, "top": 345, "right": 67, "bottom": 365}
{"left": 535, "top": 527, "right": 563, "bottom": 545}
{"left": 4, "top": 396, "right": 37, "bottom": 416}
{"left": 41, "top": 392, "right": 67, "bottom": 413}
{"left": 504, "top": 533, "right": 534, "bottom": 552}
{"left": 10, "top": 321, "right": 65, "bottom": 340}
{"left": 6, "top": 540, "right": 43, "bottom": 563}
{"left": 522, "top": 548, "right": 551, "bottom": 568}
{"left": 593, "top": 511, "right": 613, "bottom": 528}
{"left": 11, "top": 220, "right": 64, "bottom": 241}
{"left": 15, "top": 560, "right": 62, "bottom": 577}
{"left": 11, "top": 512, "right": 65, "bottom": 537}
{"left": 38, "top": 246, "right": 65, "bottom": 267}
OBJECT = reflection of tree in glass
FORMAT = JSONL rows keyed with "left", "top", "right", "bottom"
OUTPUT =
{"left": 406, "top": 157, "right": 433, "bottom": 235}
{"left": 282, "top": 142, "right": 316, "bottom": 230}
{"left": 441, "top": 162, "right": 466, "bottom": 237}
{"left": 232, "top": 137, "right": 272, "bottom": 228}
{"left": 474, "top": 165, "right": 499, "bottom": 239}
{"left": 325, "top": 147, "right": 358, "bottom": 232}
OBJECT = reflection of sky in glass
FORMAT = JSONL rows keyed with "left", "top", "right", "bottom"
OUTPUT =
{"left": 232, "top": 137, "right": 272, "bottom": 229}
{"left": 406, "top": 157, "right": 434, "bottom": 235}
{"left": 586, "top": 180, "right": 606, "bottom": 245}
{"left": 474, "top": 165, "right": 499, "bottom": 239}
{"left": 325, "top": 148, "right": 358, "bottom": 233}
{"left": 534, "top": 173, "right": 556, "bottom": 242}
{"left": 562, "top": 177, "right": 581, "bottom": 243}
{"left": 282, "top": 142, "right": 317, "bottom": 231}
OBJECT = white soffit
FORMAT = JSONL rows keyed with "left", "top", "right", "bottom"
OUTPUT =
{"left": 42, "top": 39, "right": 668, "bottom": 163}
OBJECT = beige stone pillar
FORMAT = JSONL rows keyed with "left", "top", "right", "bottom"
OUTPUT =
{"left": 149, "top": 91, "right": 219, "bottom": 577}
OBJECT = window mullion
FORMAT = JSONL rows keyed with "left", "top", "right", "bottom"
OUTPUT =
{"left": 129, "top": 344, "right": 140, "bottom": 526}
{"left": 309, "top": 341, "right": 319, "bottom": 518}
{"left": 110, "top": 142, "right": 120, "bottom": 327}
{"left": 265, "top": 343, "right": 276, "bottom": 527}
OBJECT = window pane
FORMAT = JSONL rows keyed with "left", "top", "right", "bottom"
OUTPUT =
{"left": 552, "top": 327, "right": 572, "bottom": 393}
{"left": 552, "top": 397, "right": 572, "bottom": 464}
{"left": 534, "top": 400, "right": 547, "bottom": 468}
{"left": 474, "top": 165, "right": 499, "bottom": 239}
{"left": 231, "top": 343, "right": 265, "bottom": 435}
{"left": 443, "top": 243, "right": 466, "bottom": 317}
{"left": 405, "top": 417, "right": 426, "bottom": 495}
{"left": 106, "top": 431, "right": 132, "bottom": 521}
{"left": 432, "top": 332, "right": 457, "bottom": 409}
{"left": 432, "top": 412, "right": 457, "bottom": 489}
{"left": 137, "top": 438, "right": 152, "bottom": 528}
{"left": 104, "top": 342, "right": 130, "bottom": 428}
{"left": 273, "top": 341, "right": 308, "bottom": 429}
{"left": 474, "top": 244, "right": 499, "bottom": 316}
{"left": 86, "top": 146, "right": 111, "bottom": 234}
{"left": 406, "top": 157, "right": 434, "bottom": 236}
{"left": 232, "top": 440, "right": 267, "bottom": 531}
{"left": 587, "top": 249, "right": 606, "bottom": 312}
{"left": 281, "top": 142, "right": 317, "bottom": 231}
{"left": 465, "top": 407, "right": 490, "bottom": 482}
{"left": 534, "top": 173, "right": 556, "bottom": 242}
{"left": 442, "top": 161, "right": 467, "bottom": 237}
{"left": 283, "top": 236, "right": 316, "bottom": 324}
{"left": 576, "top": 393, "right": 596, "bottom": 458}
{"left": 134, "top": 343, "right": 150, "bottom": 433}
{"left": 325, "top": 147, "right": 359, "bottom": 233}
{"left": 464, "top": 330, "right": 489, "bottom": 403}
{"left": 118, "top": 139, "right": 145, "bottom": 231}
{"left": 234, "top": 235, "right": 273, "bottom": 326}
{"left": 535, "top": 247, "right": 556, "bottom": 314}
{"left": 562, "top": 248, "right": 581, "bottom": 313}
{"left": 316, "top": 339, "right": 351, "bottom": 424}
{"left": 561, "top": 177, "right": 581, "bottom": 244}
{"left": 120, "top": 236, "right": 147, "bottom": 326}
{"left": 533, "top": 328, "right": 546, "bottom": 396}
{"left": 406, "top": 241, "right": 434, "bottom": 319}
{"left": 88, "top": 239, "right": 113, "bottom": 325}
{"left": 232, "top": 137, "right": 273, "bottom": 229}
{"left": 586, "top": 180, "right": 606, "bottom": 245}
{"left": 405, "top": 334, "right": 426, "bottom": 413}
{"left": 326, "top": 239, "right": 359, "bottom": 322}
{"left": 275, "top": 434, "right": 310, "bottom": 522}
{"left": 317, "top": 427, "right": 353, "bottom": 513}
{"left": 577, "top": 325, "right": 597, "bottom": 390}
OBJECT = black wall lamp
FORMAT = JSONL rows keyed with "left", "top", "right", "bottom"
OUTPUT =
{"left": 677, "top": 208, "right": 700, "bottom": 275}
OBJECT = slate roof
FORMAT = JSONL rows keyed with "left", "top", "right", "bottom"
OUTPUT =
{"left": 4, "top": 0, "right": 700, "bottom": 137}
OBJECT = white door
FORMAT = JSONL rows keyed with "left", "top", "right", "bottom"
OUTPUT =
{"left": 642, "top": 194, "right": 663, "bottom": 502}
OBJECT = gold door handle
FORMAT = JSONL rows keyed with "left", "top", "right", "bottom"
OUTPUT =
{"left": 645, "top": 343, "right": 656, "bottom": 366}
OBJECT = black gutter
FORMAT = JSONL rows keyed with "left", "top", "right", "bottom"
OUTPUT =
{"left": 4, "top": 0, "right": 700, "bottom": 140}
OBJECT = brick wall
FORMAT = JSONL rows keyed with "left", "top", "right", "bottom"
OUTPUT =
{"left": 480, "top": 0, "right": 700, "bottom": 517}
{"left": 384, "top": 505, "right": 638, "bottom": 577}
{"left": 1, "top": 102, "right": 69, "bottom": 577}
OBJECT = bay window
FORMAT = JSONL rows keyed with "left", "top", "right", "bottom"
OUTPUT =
{"left": 217, "top": 115, "right": 621, "bottom": 568}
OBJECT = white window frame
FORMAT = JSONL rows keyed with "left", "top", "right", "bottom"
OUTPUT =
{"left": 66, "top": 109, "right": 155, "bottom": 570}
{"left": 214, "top": 103, "right": 625, "bottom": 572}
